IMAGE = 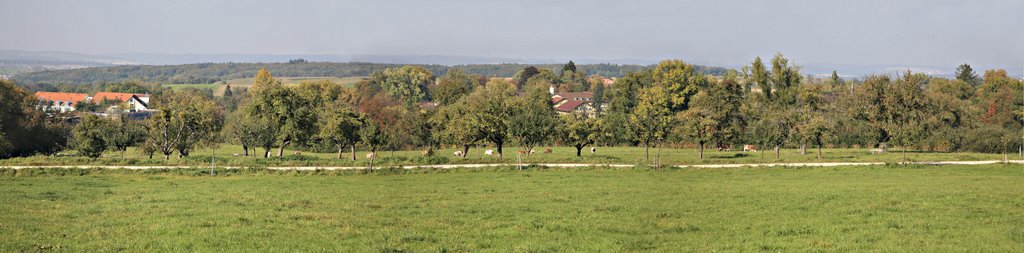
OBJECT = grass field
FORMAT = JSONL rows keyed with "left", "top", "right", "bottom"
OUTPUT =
{"left": 0, "top": 144, "right": 1016, "bottom": 168}
{"left": 165, "top": 76, "right": 365, "bottom": 96}
{"left": 164, "top": 83, "right": 218, "bottom": 91}
{"left": 1, "top": 164, "right": 1022, "bottom": 251}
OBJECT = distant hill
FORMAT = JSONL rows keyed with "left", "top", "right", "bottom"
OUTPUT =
{"left": 12, "top": 61, "right": 730, "bottom": 85}
{"left": 0, "top": 50, "right": 136, "bottom": 77}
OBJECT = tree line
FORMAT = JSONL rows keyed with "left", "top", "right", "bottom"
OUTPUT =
{"left": 13, "top": 61, "right": 728, "bottom": 87}
{"left": 0, "top": 56, "right": 1020, "bottom": 166}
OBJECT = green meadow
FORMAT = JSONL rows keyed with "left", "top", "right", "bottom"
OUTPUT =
{"left": 0, "top": 145, "right": 1014, "bottom": 168}
{"left": 1, "top": 164, "right": 1023, "bottom": 251}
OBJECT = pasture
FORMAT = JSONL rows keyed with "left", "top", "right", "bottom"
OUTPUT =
{"left": 0, "top": 144, "right": 1014, "bottom": 168}
{"left": 1, "top": 164, "right": 1022, "bottom": 251}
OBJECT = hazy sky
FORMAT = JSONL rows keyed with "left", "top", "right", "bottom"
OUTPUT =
{"left": 1, "top": 0, "right": 1021, "bottom": 70}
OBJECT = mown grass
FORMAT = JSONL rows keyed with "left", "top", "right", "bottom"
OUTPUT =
{"left": 1, "top": 164, "right": 1022, "bottom": 251}
{"left": 163, "top": 83, "right": 219, "bottom": 91}
{"left": 0, "top": 144, "right": 1014, "bottom": 167}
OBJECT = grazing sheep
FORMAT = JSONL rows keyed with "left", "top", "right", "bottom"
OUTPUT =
{"left": 232, "top": 153, "right": 240, "bottom": 157}
{"left": 529, "top": 149, "right": 536, "bottom": 154}
{"left": 543, "top": 148, "right": 552, "bottom": 154}
{"left": 294, "top": 151, "right": 301, "bottom": 155}
{"left": 366, "top": 152, "right": 375, "bottom": 159}
{"left": 453, "top": 150, "right": 464, "bottom": 157}
{"left": 590, "top": 147, "right": 596, "bottom": 153}
{"left": 484, "top": 150, "right": 494, "bottom": 156}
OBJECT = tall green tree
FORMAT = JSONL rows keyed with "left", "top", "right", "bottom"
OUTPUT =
{"left": 247, "top": 73, "right": 318, "bottom": 157}
{"left": 144, "top": 91, "right": 225, "bottom": 160}
{"left": 1, "top": 80, "right": 69, "bottom": 158}
{"left": 590, "top": 75, "right": 606, "bottom": 114}
{"left": 769, "top": 53, "right": 802, "bottom": 104}
{"left": 360, "top": 117, "right": 385, "bottom": 171}
{"left": 561, "top": 60, "right": 577, "bottom": 75}
{"left": 506, "top": 94, "right": 558, "bottom": 158}
{"left": 629, "top": 86, "right": 673, "bottom": 164}
{"left": 433, "top": 68, "right": 475, "bottom": 105}
{"left": 515, "top": 66, "right": 540, "bottom": 91}
{"left": 652, "top": 59, "right": 705, "bottom": 112}
{"left": 559, "top": 114, "right": 601, "bottom": 157}
{"left": 751, "top": 105, "right": 794, "bottom": 159}
{"left": 955, "top": 63, "right": 979, "bottom": 87}
{"left": 750, "top": 57, "right": 770, "bottom": 99}
{"left": 466, "top": 79, "right": 517, "bottom": 157}
{"left": 793, "top": 84, "right": 830, "bottom": 155}
{"left": 223, "top": 84, "right": 233, "bottom": 97}
{"left": 105, "top": 111, "right": 147, "bottom": 158}
{"left": 371, "top": 65, "right": 435, "bottom": 107}
{"left": 885, "top": 71, "right": 933, "bottom": 160}
{"left": 431, "top": 99, "right": 482, "bottom": 158}
{"left": 71, "top": 115, "right": 110, "bottom": 159}
{"left": 603, "top": 71, "right": 651, "bottom": 145}
{"left": 318, "top": 101, "right": 363, "bottom": 160}
{"left": 677, "top": 75, "right": 745, "bottom": 159}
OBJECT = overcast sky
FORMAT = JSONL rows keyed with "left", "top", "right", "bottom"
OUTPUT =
{"left": 1, "top": 0, "right": 1021, "bottom": 71}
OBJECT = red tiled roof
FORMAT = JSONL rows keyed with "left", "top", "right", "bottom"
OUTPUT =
{"left": 92, "top": 92, "right": 137, "bottom": 103}
{"left": 35, "top": 92, "right": 89, "bottom": 106}
{"left": 551, "top": 96, "right": 564, "bottom": 104}
{"left": 556, "top": 92, "right": 592, "bottom": 100}
{"left": 554, "top": 100, "right": 587, "bottom": 112}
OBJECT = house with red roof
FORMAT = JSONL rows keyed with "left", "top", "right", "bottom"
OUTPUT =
{"left": 35, "top": 92, "right": 90, "bottom": 113}
{"left": 550, "top": 92, "right": 603, "bottom": 118}
{"left": 92, "top": 92, "right": 149, "bottom": 111}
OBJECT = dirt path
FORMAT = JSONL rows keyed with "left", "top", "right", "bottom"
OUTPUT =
{"left": 1, "top": 160, "right": 1021, "bottom": 170}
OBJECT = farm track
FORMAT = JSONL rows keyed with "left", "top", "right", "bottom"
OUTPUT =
{"left": 1, "top": 160, "right": 1022, "bottom": 170}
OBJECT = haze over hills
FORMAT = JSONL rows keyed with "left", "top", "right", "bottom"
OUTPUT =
{"left": 2, "top": 49, "right": 1014, "bottom": 81}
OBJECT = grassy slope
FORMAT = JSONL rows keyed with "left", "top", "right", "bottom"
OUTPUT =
{"left": 0, "top": 145, "right": 1014, "bottom": 167}
{"left": 1, "top": 165, "right": 1022, "bottom": 251}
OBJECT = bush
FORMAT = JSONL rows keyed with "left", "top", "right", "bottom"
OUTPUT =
{"left": 962, "top": 126, "right": 1023, "bottom": 153}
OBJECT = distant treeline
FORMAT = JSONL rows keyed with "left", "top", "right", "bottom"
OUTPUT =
{"left": 12, "top": 61, "right": 729, "bottom": 85}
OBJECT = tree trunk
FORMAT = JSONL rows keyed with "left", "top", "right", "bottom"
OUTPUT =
{"left": 350, "top": 144, "right": 356, "bottom": 161}
{"left": 576, "top": 145, "right": 583, "bottom": 157}
{"left": 902, "top": 145, "right": 907, "bottom": 164}
{"left": 164, "top": 153, "right": 171, "bottom": 160}
{"left": 369, "top": 150, "right": 376, "bottom": 172}
{"left": 774, "top": 145, "right": 781, "bottom": 159}
{"left": 880, "top": 142, "right": 888, "bottom": 152}
{"left": 496, "top": 142, "right": 503, "bottom": 158}
{"left": 698, "top": 142, "right": 704, "bottom": 160}
{"left": 800, "top": 142, "right": 807, "bottom": 155}
{"left": 337, "top": 144, "right": 344, "bottom": 159}
{"left": 264, "top": 148, "right": 271, "bottom": 158}
{"left": 644, "top": 142, "right": 650, "bottom": 163}
{"left": 277, "top": 140, "right": 290, "bottom": 157}
{"left": 817, "top": 143, "right": 822, "bottom": 159}
{"left": 462, "top": 145, "right": 469, "bottom": 158}
{"left": 242, "top": 144, "right": 249, "bottom": 156}
{"left": 656, "top": 142, "right": 663, "bottom": 167}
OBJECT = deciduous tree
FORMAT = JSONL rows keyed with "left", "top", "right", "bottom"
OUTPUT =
{"left": 71, "top": 115, "right": 110, "bottom": 159}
